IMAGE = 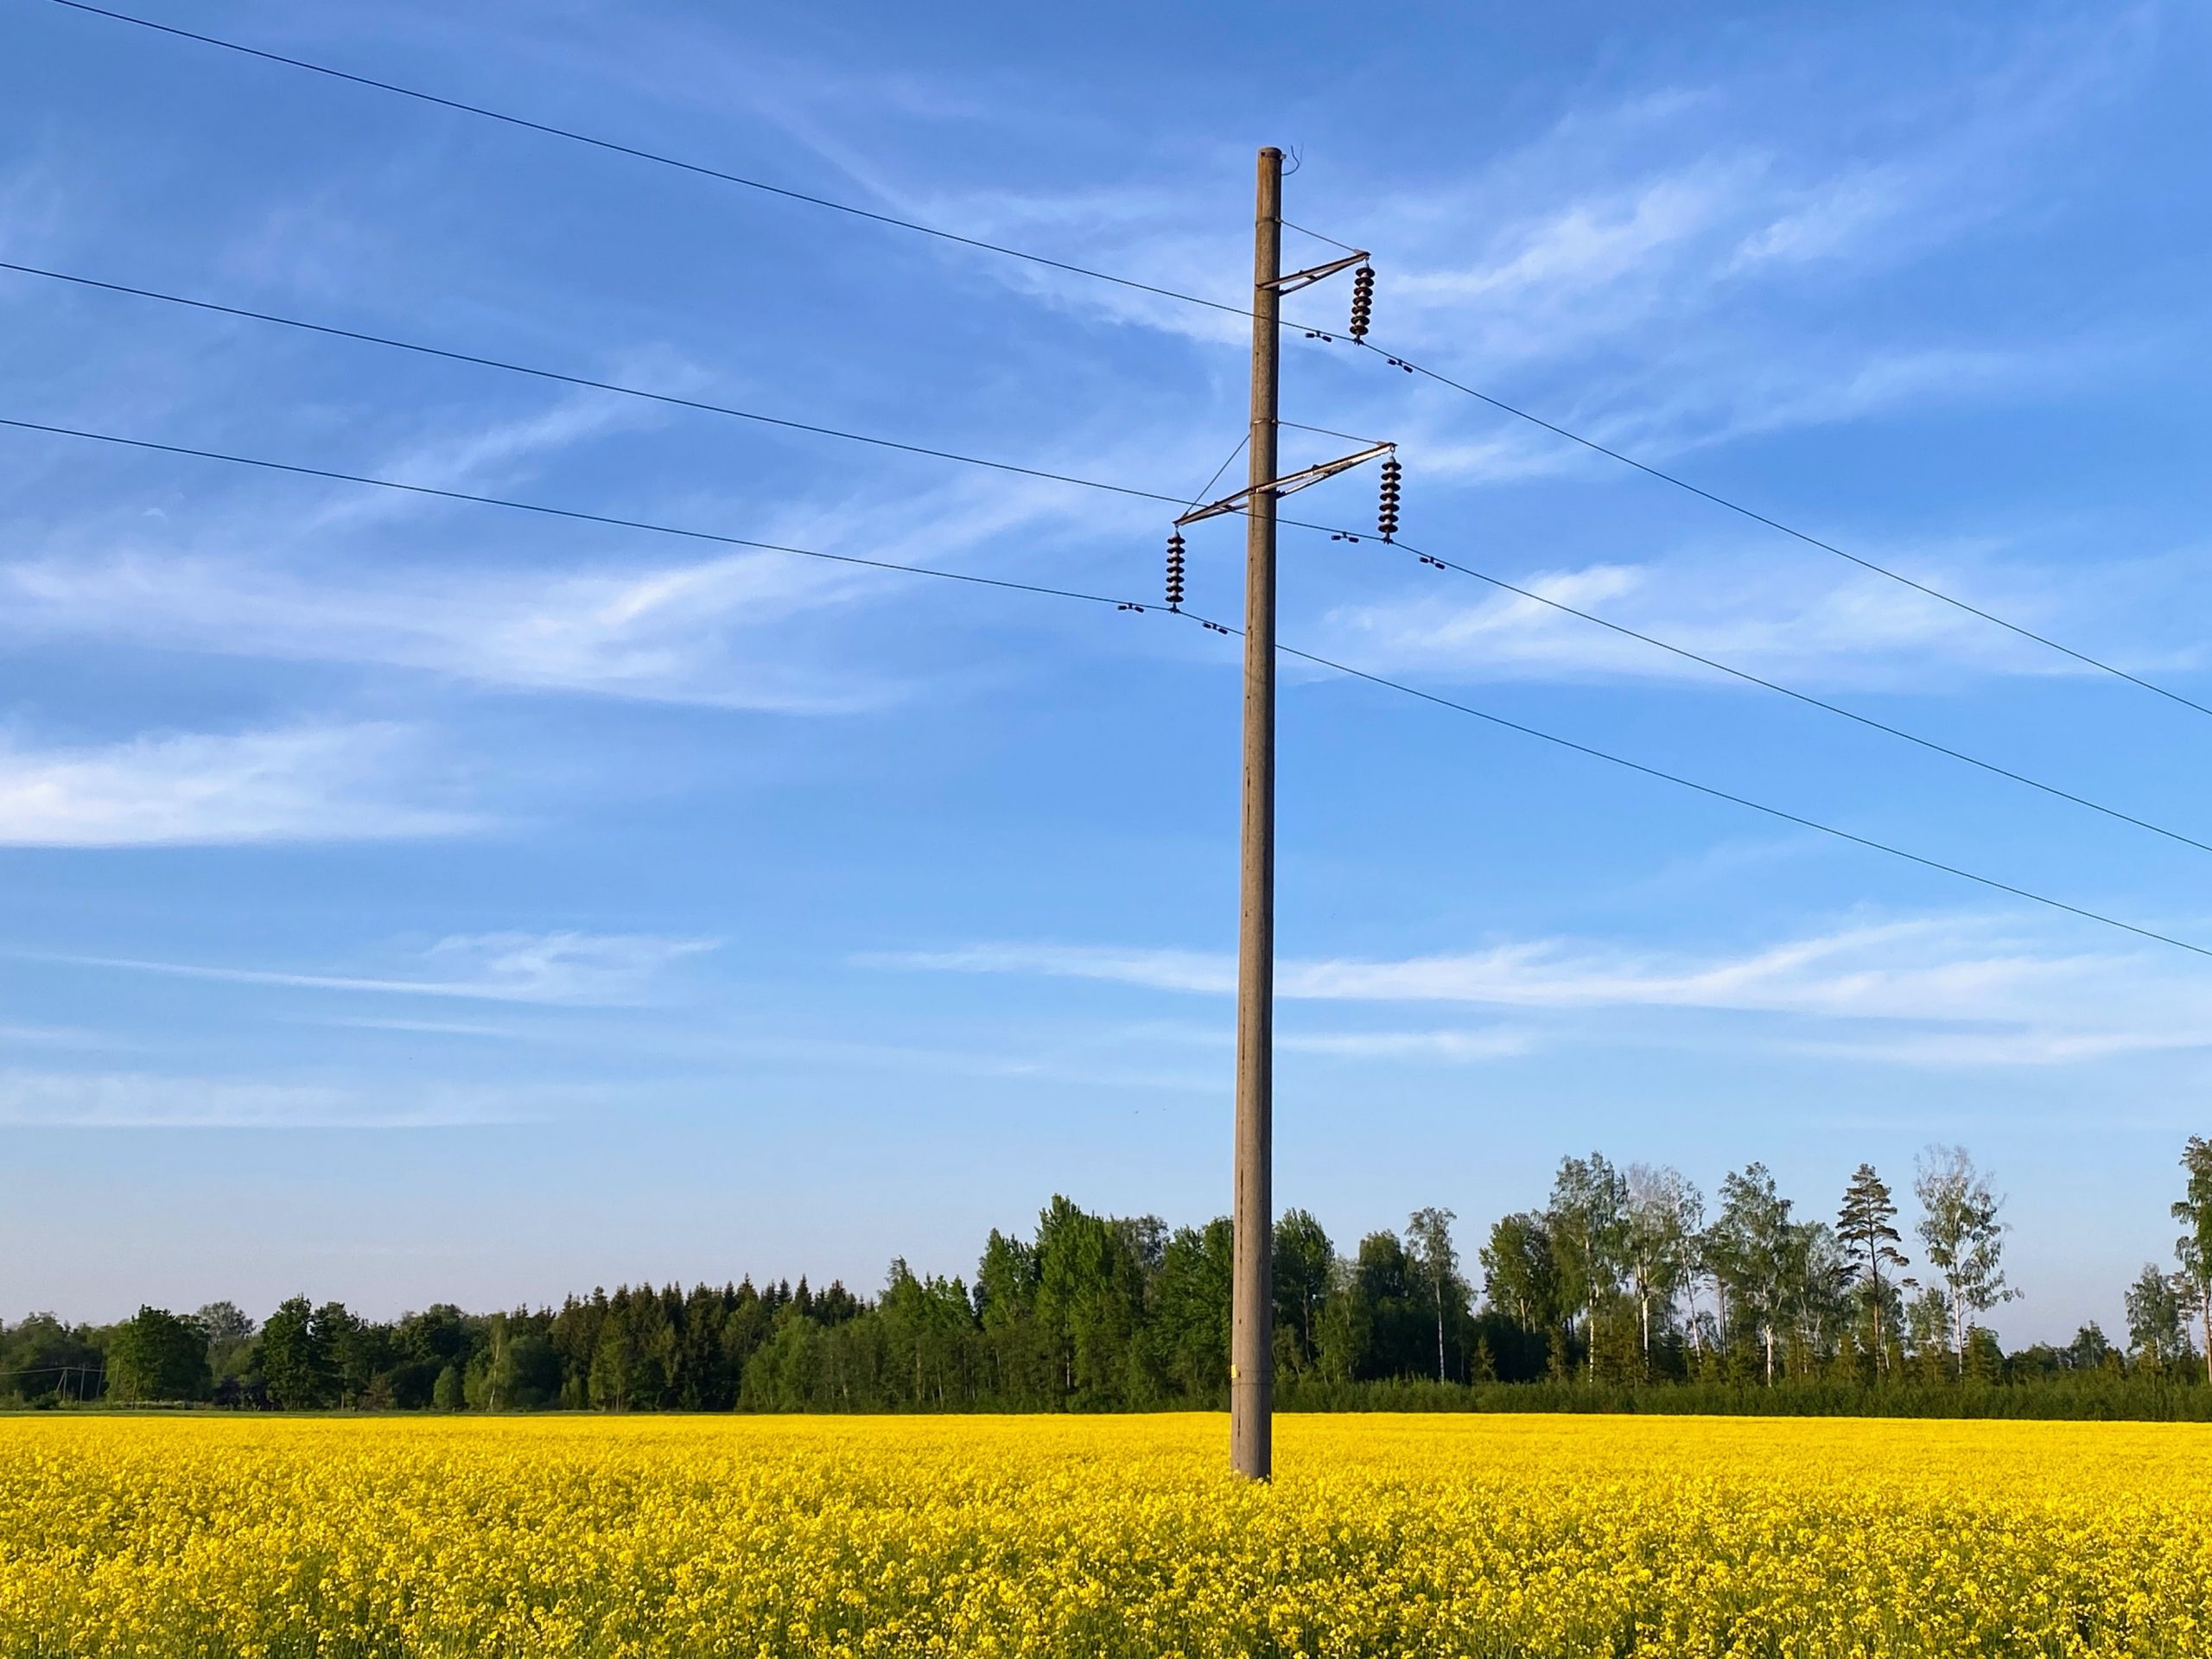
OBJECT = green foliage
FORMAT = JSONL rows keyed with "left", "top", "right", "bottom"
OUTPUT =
{"left": 1622, "top": 1166, "right": 1701, "bottom": 1374}
{"left": 194, "top": 1301, "right": 256, "bottom": 1387}
{"left": 1404, "top": 1206, "right": 1464, "bottom": 1383}
{"left": 1708, "top": 1163, "right": 1797, "bottom": 1382}
{"left": 1547, "top": 1153, "right": 1628, "bottom": 1372}
{"left": 1276, "top": 1371, "right": 2212, "bottom": 1420}
{"left": 15, "top": 1135, "right": 2212, "bottom": 1422}
{"left": 0, "top": 1315, "right": 103, "bottom": 1406}
{"left": 1153, "top": 1220, "right": 1232, "bottom": 1401}
{"left": 2126, "top": 1262, "right": 2189, "bottom": 1368}
{"left": 1915, "top": 1145, "right": 2017, "bottom": 1366}
{"left": 1838, "top": 1162, "right": 1910, "bottom": 1371}
{"left": 257, "top": 1296, "right": 333, "bottom": 1409}
{"left": 2174, "top": 1137, "right": 2212, "bottom": 1383}
{"left": 1270, "top": 1210, "right": 1333, "bottom": 1376}
{"left": 105, "top": 1307, "right": 211, "bottom": 1403}
{"left": 1478, "top": 1212, "right": 1559, "bottom": 1336}
{"left": 1033, "top": 1198, "right": 1150, "bottom": 1406}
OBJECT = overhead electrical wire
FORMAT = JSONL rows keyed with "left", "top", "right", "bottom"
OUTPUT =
{"left": 5, "top": 409, "right": 2210, "bottom": 965}
{"left": 0, "top": 416, "right": 1141, "bottom": 610}
{"left": 1346, "top": 341, "right": 2212, "bottom": 722}
{"left": 41, "top": 0, "right": 1248, "bottom": 321}
{"left": 7, "top": 256, "right": 2202, "bottom": 862}
{"left": 1268, "top": 638, "right": 2212, "bottom": 965}
{"left": 1373, "top": 532, "right": 2212, "bottom": 860}
{"left": 43, "top": 0, "right": 2209, "bottom": 719}
{"left": 0, "top": 261, "right": 1186, "bottom": 509}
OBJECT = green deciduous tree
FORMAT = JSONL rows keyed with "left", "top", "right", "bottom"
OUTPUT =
{"left": 1914, "top": 1145, "right": 2018, "bottom": 1372}
{"left": 1624, "top": 1165, "right": 1702, "bottom": 1373}
{"left": 1153, "top": 1220, "right": 1233, "bottom": 1399}
{"left": 1351, "top": 1230, "right": 1427, "bottom": 1380}
{"left": 2067, "top": 1322, "right": 2114, "bottom": 1371}
{"left": 1033, "top": 1197, "right": 1150, "bottom": 1407}
{"left": 1707, "top": 1163, "right": 1795, "bottom": 1384}
{"left": 257, "top": 1295, "right": 334, "bottom": 1409}
{"left": 1547, "top": 1154, "right": 1628, "bottom": 1376}
{"left": 2125, "top": 1262, "right": 2188, "bottom": 1373}
{"left": 2172, "top": 1136, "right": 2212, "bottom": 1385}
{"left": 879, "top": 1261, "right": 978, "bottom": 1409}
{"left": 1479, "top": 1212, "right": 1560, "bottom": 1334}
{"left": 105, "top": 1306, "right": 211, "bottom": 1403}
{"left": 194, "top": 1300, "right": 255, "bottom": 1382}
{"left": 1405, "top": 1207, "right": 1465, "bottom": 1383}
{"left": 1272, "top": 1210, "right": 1333, "bottom": 1375}
{"left": 432, "top": 1363, "right": 464, "bottom": 1410}
{"left": 588, "top": 1317, "right": 640, "bottom": 1410}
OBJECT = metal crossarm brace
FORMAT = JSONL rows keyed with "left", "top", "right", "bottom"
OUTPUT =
{"left": 1174, "top": 442, "right": 1394, "bottom": 526}
{"left": 1262, "top": 251, "right": 1368, "bottom": 295}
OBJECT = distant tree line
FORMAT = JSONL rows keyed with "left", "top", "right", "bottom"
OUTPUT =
{"left": 8, "top": 1138, "right": 2210, "bottom": 1416}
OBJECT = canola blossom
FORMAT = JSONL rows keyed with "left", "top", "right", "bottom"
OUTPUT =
{"left": 5, "top": 1412, "right": 2212, "bottom": 1656}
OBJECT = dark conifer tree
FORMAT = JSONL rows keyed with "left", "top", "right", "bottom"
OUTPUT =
{"left": 1837, "top": 1163, "right": 1910, "bottom": 1376}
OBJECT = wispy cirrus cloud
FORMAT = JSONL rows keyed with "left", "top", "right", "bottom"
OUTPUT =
{"left": 867, "top": 912, "right": 2212, "bottom": 1069}
{"left": 1314, "top": 541, "right": 2184, "bottom": 691}
{"left": 893, "top": 14, "right": 2151, "bottom": 479}
{"left": 862, "top": 920, "right": 2130, "bottom": 1017}
{"left": 0, "top": 1069, "right": 524, "bottom": 1128}
{"left": 0, "top": 722, "right": 477, "bottom": 847}
{"left": 0, "top": 379, "right": 1185, "bottom": 709}
{"left": 1, "top": 543, "right": 889, "bottom": 712}
{"left": 1277, "top": 1027, "right": 1538, "bottom": 1063}
{"left": 298, "top": 388, "right": 664, "bottom": 534}
{"left": 56, "top": 931, "right": 717, "bottom": 1006}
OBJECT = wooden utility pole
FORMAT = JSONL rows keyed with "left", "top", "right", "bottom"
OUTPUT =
{"left": 1230, "top": 143, "right": 1282, "bottom": 1484}
{"left": 1178, "top": 148, "right": 1376, "bottom": 1481}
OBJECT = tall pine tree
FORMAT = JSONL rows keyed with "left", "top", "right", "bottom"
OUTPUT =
{"left": 1837, "top": 1163, "right": 1910, "bottom": 1376}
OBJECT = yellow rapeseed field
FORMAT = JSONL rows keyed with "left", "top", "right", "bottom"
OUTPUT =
{"left": 4, "top": 1412, "right": 2211, "bottom": 1657}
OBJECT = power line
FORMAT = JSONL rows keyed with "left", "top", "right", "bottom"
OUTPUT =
{"left": 0, "top": 261, "right": 1185, "bottom": 509}
{"left": 0, "top": 416, "right": 1145, "bottom": 610}
{"left": 45, "top": 0, "right": 2208, "bottom": 719}
{"left": 43, "top": 0, "right": 1249, "bottom": 321}
{"left": 1349, "top": 340, "right": 2212, "bottom": 722}
{"left": 7, "top": 257, "right": 2206, "bottom": 859}
{"left": 1374, "top": 533, "right": 2212, "bottom": 861}
{"left": 1268, "top": 639, "right": 2212, "bottom": 964}
{"left": 6, "top": 410, "right": 2209, "bottom": 964}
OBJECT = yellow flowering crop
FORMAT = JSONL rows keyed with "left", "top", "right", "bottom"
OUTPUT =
{"left": 4, "top": 1412, "right": 2211, "bottom": 1656}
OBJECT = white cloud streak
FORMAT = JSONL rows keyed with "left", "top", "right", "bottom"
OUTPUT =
{"left": 1317, "top": 545, "right": 2117, "bottom": 690}
{"left": 867, "top": 913, "right": 2212, "bottom": 1069}
{"left": 0, "top": 723, "right": 476, "bottom": 847}
{"left": 1, "top": 545, "right": 890, "bottom": 713}
{"left": 0, "top": 1070, "right": 520, "bottom": 1128}
{"left": 1277, "top": 1028, "right": 1538, "bottom": 1063}
{"left": 914, "top": 19, "right": 2145, "bottom": 476}
{"left": 0, "top": 390, "right": 1185, "bottom": 710}
{"left": 55, "top": 931, "right": 717, "bottom": 1006}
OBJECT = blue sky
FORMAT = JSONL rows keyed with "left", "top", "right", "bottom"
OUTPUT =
{"left": 3, "top": 0, "right": 2209, "bottom": 1342}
